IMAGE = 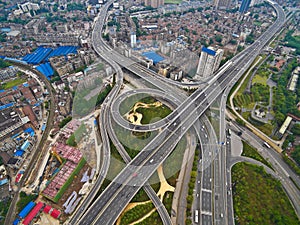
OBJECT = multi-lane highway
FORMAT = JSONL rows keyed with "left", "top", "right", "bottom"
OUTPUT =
{"left": 77, "top": 1, "right": 287, "bottom": 224}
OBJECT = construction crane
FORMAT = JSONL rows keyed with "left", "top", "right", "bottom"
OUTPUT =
{"left": 51, "top": 146, "right": 63, "bottom": 164}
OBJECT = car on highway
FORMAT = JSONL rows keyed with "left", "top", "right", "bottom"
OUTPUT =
{"left": 132, "top": 172, "right": 138, "bottom": 177}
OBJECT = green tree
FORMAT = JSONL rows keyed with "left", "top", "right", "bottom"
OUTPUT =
{"left": 291, "top": 124, "right": 300, "bottom": 135}
{"left": 59, "top": 116, "right": 72, "bottom": 128}
{"left": 215, "top": 35, "right": 222, "bottom": 43}
{"left": 291, "top": 146, "right": 300, "bottom": 166}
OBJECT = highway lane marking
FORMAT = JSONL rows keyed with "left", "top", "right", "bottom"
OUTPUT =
{"left": 202, "top": 189, "right": 212, "bottom": 193}
{"left": 201, "top": 211, "right": 212, "bottom": 216}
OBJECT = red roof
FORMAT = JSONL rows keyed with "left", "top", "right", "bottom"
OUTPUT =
{"left": 50, "top": 209, "right": 61, "bottom": 219}
{"left": 43, "top": 205, "right": 52, "bottom": 214}
{"left": 23, "top": 202, "right": 44, "bottom": 225}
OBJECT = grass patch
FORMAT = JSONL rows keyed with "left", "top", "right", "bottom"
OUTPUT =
{"left": 114, "top": 119, "right": 158, "bottom": 158}
{"left": 253, "top": 21, "right": 262, "bottom": 26}
{"left": 236, "top": 57, "right": 262, "bottom": 95}
{"left": 242, "top": 141, "right": 273, "bottom": 169}
{"left": 252, "top": 74, "right": 268, "bottom": 85}
{"left": 163, "top": 137, "right": 186, "bottom": 187}
{"left": 232, "top": 162, "right": 299, "bottom": 225}
{"left": 136, "top": 103, "right": 172, "bottom": 124}
{"left": 2, "top": 78, "right": 26, "bottom": 90}
{"left": 98, "top": 141, "right": 126, "bottom": 194}
{"left": 120, "top": 202, "right": 154, "bottom": 225}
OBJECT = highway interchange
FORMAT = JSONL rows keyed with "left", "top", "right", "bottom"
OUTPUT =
{"left": 68, "top": 1, "right": 300, "bottom": 225}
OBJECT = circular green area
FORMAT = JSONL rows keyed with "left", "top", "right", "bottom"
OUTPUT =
{"left": 124, "top": 96, "right": 172, "bottom": 125}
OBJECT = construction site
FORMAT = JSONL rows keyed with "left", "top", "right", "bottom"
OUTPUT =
{"left": 13, "top": 119, "right": 96, "bottom": 224}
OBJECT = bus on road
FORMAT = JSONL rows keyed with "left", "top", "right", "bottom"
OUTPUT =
{"left": 194, "top": 210, "right": 199, "bottom": 223}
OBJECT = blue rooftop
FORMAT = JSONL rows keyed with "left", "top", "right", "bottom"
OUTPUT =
{"left": 23, "top": 47, "right": 53, "bottom": 65}
{"left": 202, "top": 47, "right": 216, "bottom": 56}
{"left": 21, "top": 140, "right": 30, "bottom": 151}
{"left": 0, "top": 102, "right": 14, "bottom": 111}
{"left": 36, "top": 63, "right": 54, "bottom": 79}
{"left": 45, "top": 46, "right": 78, "bottom": 61}
{"left": 13, "top": 218, "right": 20, "bottom": 225}
{"left": 11, "top": 133, "right": 20, "bottom": 139}
{"left": 14, "top": 150, "right": 25, "bottom": 157}
{"left": 18, "top": 201, "right": 35, "bottom": 219}
{"left": 142, "top": 51, "right": 164, "bottom": 64}
{"left": 0, "top": 178, "right": 8, "bottom": 186}
{"left": 24, "top": 127, "right": 34, "bottom": 133}
{"left": 24, "top": 127, "right": 35, "bottom": 137}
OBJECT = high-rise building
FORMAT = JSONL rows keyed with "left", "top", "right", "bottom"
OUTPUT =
{"left": 144, "top": 0, "right": 164, "bottom": 8}
{"left": 130, "top": 32, "right": 136, "bottom": 48}
{"left": 239, "top": 0, "right": 252, "bottom": 13}
{"left": 214, "top": 0, "right": 231, "bottom": 10}
{"left": 196, "top": 47, "right": 224, "bottom": 78}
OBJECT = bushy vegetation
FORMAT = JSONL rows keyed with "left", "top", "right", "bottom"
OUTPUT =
{"left": 272, "top": 58, "right": 299, "bottom": 125}
{"left": 66, "top": 3, "right": 85, "bottom": 11}
{"left": 59, "top": 116, "right": 72, "bottom": 128}
{"left": 291, "top": 145, "right": 300, "bottom": 167}
{"left": 232, "top": 163, "right": 299, "bottom": 225}
{"left": 234, "top": 93, "right": 254, "bottom": 109}
{"left": 282, "top": 154, "right": 300, "bottom": 176}
{"left": 135, "top": 211, "right": 162, "bottom": 225}
{"left": 163, "top": 191, "right": 174, "bottom": 215}
{"left": 0, "top": 59, "right": 10, "bottom": 69}
{"left": 241, "top": 141, "right": 273, "bottom": 169}
{"left": 186, "top": 147, "right": 200, "bottom": 223}
{"left": 0, "top": 197, "right": 11, "bottom": 225}
{"left": 251, "top": 83, "right": 270, "bottom": 103}
{"left": 291, "top": 124, "right": 300, "bottom": 136}
{"left": 283, "top": 30, "right": 300, "bottom": 55}
{"left": 120, "top": 202, "right": 154, "bottom": 225}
